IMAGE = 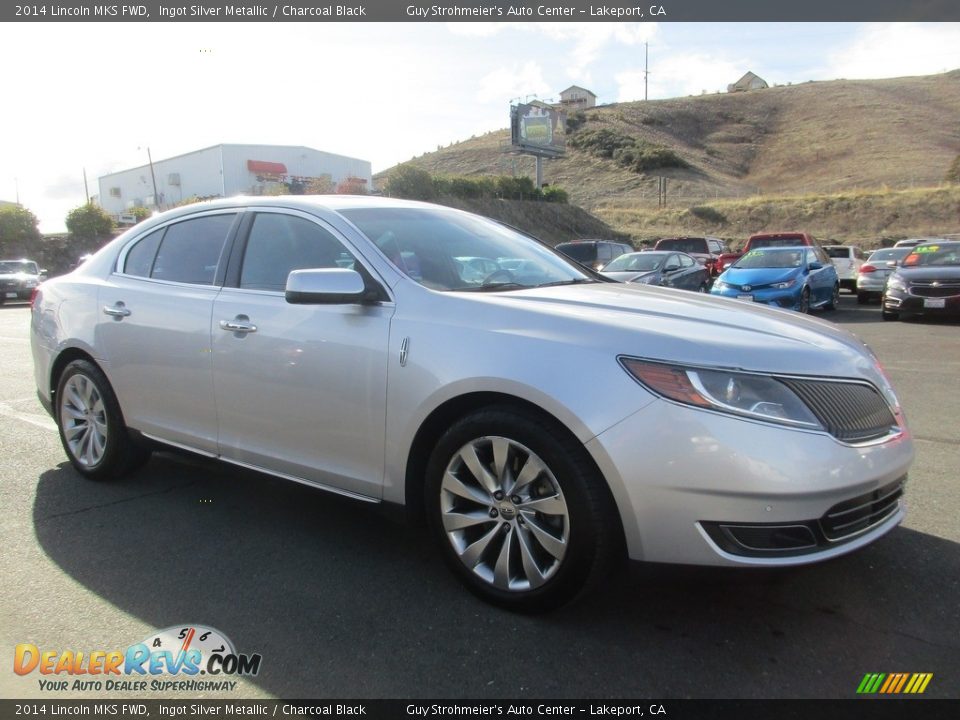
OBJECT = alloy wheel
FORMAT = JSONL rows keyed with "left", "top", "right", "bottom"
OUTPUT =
{"left": 60, "top": 373, "right": 108, "bottom": 468}
{"left": 440, "top": 436, "right": 570, "bottom": 592}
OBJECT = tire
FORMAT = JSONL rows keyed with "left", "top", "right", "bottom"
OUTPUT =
{"left": 856, "top": 292, "right": 869, "bottom": 305}
{"left": 881, "top": 308, "right": 898, "bottom": 321}
{"left": 697, "top": 282, "right": 709, "bottom": 293}
{"left": 56, "top": 359, "right": 151, "bottom": 480}
{"left": 798, "top": 287, "right": 810, "bottom": 314}
{"left": 425, "top": 406, "right": 619, "bottom": 612}
{"left": 825, "top": 284, "right": 840, "bottom": 311}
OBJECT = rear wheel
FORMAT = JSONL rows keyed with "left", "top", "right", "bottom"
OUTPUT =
{"left": 856, "top": 292, "right": 870, "bottom": 305}
{"left": 56, "top": 360, "right": 151, "bottom": 480}
{"left": 425, "top": 407, "right": 619, "bottom": 612}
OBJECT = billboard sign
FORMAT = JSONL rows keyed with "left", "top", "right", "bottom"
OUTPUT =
{"left": 511, "top": 102, "right": 566, "bottom": 156}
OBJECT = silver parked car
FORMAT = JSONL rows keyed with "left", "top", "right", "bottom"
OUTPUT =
{"left": 856, "top": 247, "right": 912, "bottom": 304}
{"left": 31, "top": 197, "right": 913, "bottom": 611}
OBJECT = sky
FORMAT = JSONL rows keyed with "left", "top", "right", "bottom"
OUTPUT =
{"left": 2, "top": 21, "right": 959, "bottom": 233}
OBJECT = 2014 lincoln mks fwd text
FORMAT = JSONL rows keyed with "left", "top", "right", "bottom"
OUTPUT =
{"left": 31, "top": 197, "right": 913, "bottom": 611}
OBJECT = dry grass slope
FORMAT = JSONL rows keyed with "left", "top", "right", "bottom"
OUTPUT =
{"left": 383, "top": 71, "right": 960, "bottom": 245}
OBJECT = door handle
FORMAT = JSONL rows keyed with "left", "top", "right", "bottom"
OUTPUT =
{"left": 103, "top": 303, "right": 131, "bottom": 318}
{"left": 219, "top": 319, "right": 257, "bottom": 334}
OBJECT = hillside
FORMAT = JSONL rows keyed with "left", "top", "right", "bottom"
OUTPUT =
{"left": 382, "top": 71, "right": 960, "bottom": 245}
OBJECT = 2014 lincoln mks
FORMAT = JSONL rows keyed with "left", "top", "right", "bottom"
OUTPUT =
{"left": 31, "top": 196, "right": 913, "bottom": 611}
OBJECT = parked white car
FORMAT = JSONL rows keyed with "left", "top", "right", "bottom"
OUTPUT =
{"left": 31, "top": 197, "right": 913, "bottom": 611}
{"left": 824, "top": 245, "right": 866, "bottom": 292}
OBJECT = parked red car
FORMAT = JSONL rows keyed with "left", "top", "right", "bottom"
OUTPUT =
{"left": 653, "top": 236, "right": 729, "bottom": 276}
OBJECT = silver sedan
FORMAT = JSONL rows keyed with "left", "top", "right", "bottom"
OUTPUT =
{"left": 31, "top": 196, "right": 913, "bottom": 611}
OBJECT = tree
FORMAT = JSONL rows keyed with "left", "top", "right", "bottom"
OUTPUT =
{"left": 65, "top": 203, "right": 113, "bottom": 240}
{"left": 336, "top": 176, "right": 369, "bottom": 195}
{"left": 130, "top": 206, "right": 153, "bottom": 223}
{"left": 0, "top": 205, "right": 42, "bottom": 255}
{"left": 386, "top": 164, "right": 436, "bottom": 200}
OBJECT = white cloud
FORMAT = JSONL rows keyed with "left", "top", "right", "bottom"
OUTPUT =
{"left": 476, "top": 61, "right": 551, "bottom": 104}
{"left": 826, "top": 23, "right": 960, "bottom": 79}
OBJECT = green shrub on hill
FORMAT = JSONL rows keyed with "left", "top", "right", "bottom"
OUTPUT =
{"left": 569, "top": 128, "right": 686, "bottom": 173}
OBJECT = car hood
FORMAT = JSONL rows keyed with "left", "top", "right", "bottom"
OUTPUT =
{"left": 457, "top": 282, "right": 885, "bottom": 384}
{"left": 720, "top": 267, "right": 800, "bottom": 285}
{"left": 895, "top": 266, "right": 960, "bottom": 282}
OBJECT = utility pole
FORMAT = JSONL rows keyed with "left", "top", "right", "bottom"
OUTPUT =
{"left": 644, "top": 42, "right": 649, "bottom": 101}
{"left": 83, "top": 168, "right": 89, "bottom": 204}
{"left": 146, "top": 147, "right": 160, "bottom": 211}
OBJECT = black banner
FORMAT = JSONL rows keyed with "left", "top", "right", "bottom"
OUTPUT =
{"left": 3, "top": 0, "right": 960, "bottom": 23}
{"left": 1, "top": 700, "right": 959, "bottom": 719}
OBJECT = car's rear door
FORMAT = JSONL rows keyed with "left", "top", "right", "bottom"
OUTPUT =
{"left": 97, "top": 210, "right": 239, "bottom": 452}
{"left": 210, "top": 208, "right": 393, "bottom": 499}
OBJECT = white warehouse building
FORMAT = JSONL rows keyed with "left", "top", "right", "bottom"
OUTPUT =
{"left": 97, "top": 143, "right": 372, "bottom": 219}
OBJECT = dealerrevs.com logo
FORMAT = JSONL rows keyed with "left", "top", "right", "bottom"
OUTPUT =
{"left": 13, "top": 625, "right": 262, "bottom": 692}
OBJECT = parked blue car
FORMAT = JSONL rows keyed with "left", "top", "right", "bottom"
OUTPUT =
{"left": 711, "top": 246, "right": 840, "bottom": 313}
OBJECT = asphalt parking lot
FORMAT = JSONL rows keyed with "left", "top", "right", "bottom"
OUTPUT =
{"left": 0, "top": 296, "right": 957, "bottom": 700}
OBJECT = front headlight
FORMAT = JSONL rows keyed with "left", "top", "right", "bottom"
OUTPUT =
{"left": 24, "top": 279, "right": 38, "bottom": 288}
{"left": 620, "top": 358, "right": 823, "bottom": 430}
{"left": 713, "top": 280, "right": 729, "bottom": 291}
{"left": 771, "top": 279, "right": 796, "bottom": 289}
{"left": 886, "top": 275, "right": 907, "bottom": 292}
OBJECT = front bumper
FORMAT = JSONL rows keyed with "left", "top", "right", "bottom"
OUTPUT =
{"left": 586, "top": 397, "right": 913, "bottom": 566}
{"left": 884, "top": 289, "right": 960, "bottom": 317}
{"left": 712, "top": 285, "right": 801, "bottom": 310}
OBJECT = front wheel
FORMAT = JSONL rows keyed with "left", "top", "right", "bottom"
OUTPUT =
{"left": 825, "top": 284, "right": 840, "bottom": 311}
{"left": 798, "top": 287, "right": 811, "bottom": 314}
{"left": 56, "top": 359, "right": 151, "bottom": 480}
{"left": 425, "top": 407, "right": 619, "bottom": 612}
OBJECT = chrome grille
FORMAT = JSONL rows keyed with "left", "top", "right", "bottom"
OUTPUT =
{"left": 778, "top": 378, "right": 897, "bottom": 443}
{"left": 820, "top": 479, "right": 904, "bottom": 541}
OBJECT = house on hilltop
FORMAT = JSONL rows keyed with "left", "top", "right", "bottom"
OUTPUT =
{"left": 558, "top": 86, "right": 597, "bottom": 111}
{"left": 727, "top": 71, "right": 769, "bottom": 92}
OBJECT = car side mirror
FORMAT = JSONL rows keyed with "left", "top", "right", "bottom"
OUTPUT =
{"left": 808, "top": 261, "right": 823, "bottom": 270}
{"left": 664, "top": 263, "right": 680, "bottom": 272}
{"left": 285, "top": 268, "right": 370, "bottom": 305}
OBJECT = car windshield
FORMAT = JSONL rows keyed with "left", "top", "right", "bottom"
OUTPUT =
{"left": 902, "top": 244, "right": 960, "bottom": 267}
{"left": 340, "top": 206, "right": 593, "bottom": 291}
{"left": 604, "top": 253, "right": 664, "bottom": 272}
{"left": 734, "top": 248, "right": 805, "bottom": 269}
{"left": 824, "top": 247, "right": 850, "bottom": 259}
{"left": 0, "top": 261, "right": 37, "bottom": 274}
{"left": 867, "top": 248, "right": 910, "bottom": 263}
{"left": 656, "top": 239, "right": 704, "bottom": 253}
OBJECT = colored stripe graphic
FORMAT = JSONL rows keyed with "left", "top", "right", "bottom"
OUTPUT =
{"left": 857, "top": 673, "right": 932, "bottom": 694}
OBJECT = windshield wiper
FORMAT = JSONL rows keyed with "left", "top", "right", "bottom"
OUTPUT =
{"left": 459, "top": 282, "right": 530, "bottom": 292}
{"left": 534, "top": 278, "right": 599, "bottom": 288}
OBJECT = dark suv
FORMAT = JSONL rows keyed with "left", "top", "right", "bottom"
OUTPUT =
{"left": 555, "top": 240, "right": 633, "bottom": 271}
{"left": 654, "top": 237, "right": 728, "bottom": 276}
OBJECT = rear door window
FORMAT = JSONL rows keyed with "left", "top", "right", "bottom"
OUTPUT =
{"left": 151, "top": 214, "right": 236, "bottom": 285}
